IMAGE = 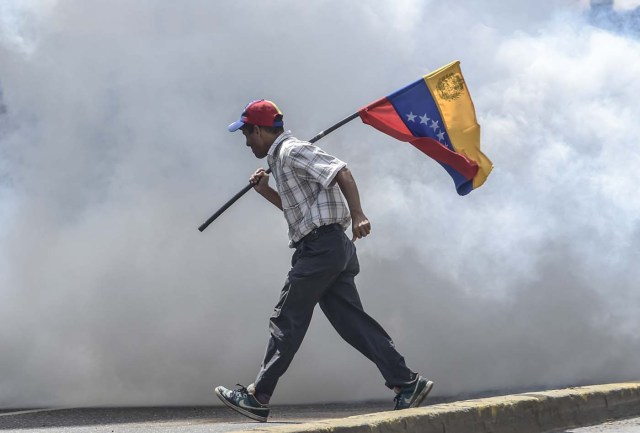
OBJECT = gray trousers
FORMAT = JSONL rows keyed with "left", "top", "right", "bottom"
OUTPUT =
{"left": 254, "top": 224, "right": 417, "bottom": 402}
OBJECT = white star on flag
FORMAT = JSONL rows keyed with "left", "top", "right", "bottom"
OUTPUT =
{"left": 430, "top": 120, "right": 439, "bottom": 131}
{"left": 406, "top": 112, "right": 417, "bottom": 122}
{"left": 419, "top": 114, "right": 430, "bottom": 124}
{"left": 437, "top": 130, "right": 446, "bottom": 141}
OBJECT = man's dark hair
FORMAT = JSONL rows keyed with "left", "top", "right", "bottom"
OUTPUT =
{"left": 242, "top": 114, "right": 284, "bottom": 135}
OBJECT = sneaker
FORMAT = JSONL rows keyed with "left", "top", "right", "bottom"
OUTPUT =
{"left": 214, "top": 384, "right": 270, "bottom": 422}
{"left": 393, "top": 376, "right": 434, "bottom": 410}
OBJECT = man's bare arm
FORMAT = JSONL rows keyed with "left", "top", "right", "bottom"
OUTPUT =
{"left": 250, "top": 168, "right": 283, "bottom": 210}
{"left": 334, "top": 167, "right": 371, "bottom": 241}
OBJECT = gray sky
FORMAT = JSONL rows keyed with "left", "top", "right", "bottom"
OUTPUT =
{"left": 1, "top": 0, "right": 639, "bottom": 408}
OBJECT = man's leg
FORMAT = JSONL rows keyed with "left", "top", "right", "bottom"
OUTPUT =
{"left": 318, "top": 238, "right": 417, "bottom": 389}
{"left": 252, "top": 276, "right": 319, "bottom": 402}
{"left": 254, "top": 233, "right": 349, "bottom": 402}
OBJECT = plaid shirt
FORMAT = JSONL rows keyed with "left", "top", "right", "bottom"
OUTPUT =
{"left": 267, "top": 131, "right": 351, "bottom": 246}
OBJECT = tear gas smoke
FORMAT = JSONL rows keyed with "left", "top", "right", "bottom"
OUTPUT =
{"left": 0, "top": 0, "right": 638, "bottom": 407}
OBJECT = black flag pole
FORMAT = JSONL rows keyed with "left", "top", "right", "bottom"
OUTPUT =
{"left": 198, "top": 111, "right": 359, "bottom": 232}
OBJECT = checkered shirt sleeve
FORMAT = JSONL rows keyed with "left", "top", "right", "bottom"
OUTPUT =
{"left": 285, "top": 143, "right": 346, "bottom": 188}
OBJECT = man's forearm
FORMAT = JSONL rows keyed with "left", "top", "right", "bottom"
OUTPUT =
{"left": 335, "top": 167, "right": 364, "bottom": 216}
{"left": 335, "top": 166, "right": 371, "bottom": 240}
{"left": 259, "top": 186, "right": 283, "bottom": 210}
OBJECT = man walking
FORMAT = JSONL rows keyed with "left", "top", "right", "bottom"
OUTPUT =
{"left": 214, "top": 100, "right": 433, "bottom": 422}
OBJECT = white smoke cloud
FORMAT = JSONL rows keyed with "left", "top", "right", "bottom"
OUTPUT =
{"left": 0, "top": 0, "right": 55, "bottom": 56}
{"left": 0, "top": 0, "right": 639, "bottom": 408}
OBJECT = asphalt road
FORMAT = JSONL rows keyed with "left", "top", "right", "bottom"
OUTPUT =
{"left": 4, "top": 393, "right": 634, "bottom": 433}
{"left": 0, "top": 401, "right": 400, "bottom": 433}
{"left": 552, "top": 417, "right": 640, "bottom": 433}
{"left": 0, "top": 390, "right": 479, "bottom": 433}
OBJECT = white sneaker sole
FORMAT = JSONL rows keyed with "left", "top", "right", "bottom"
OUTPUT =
{"left": 410, "top": 380, "right": 434, "bottom": 408}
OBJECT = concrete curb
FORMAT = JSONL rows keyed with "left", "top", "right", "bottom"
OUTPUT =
{"left": 242, "top": 382, "right": 640, "bottom": 433}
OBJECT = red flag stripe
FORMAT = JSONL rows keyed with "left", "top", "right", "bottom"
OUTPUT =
{"left": 358, "top": 98, "right": 478, "bottom": 180}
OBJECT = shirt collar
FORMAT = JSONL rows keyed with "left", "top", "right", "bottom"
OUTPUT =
{"left": 268, "top": 130, "right": 293, "bottom": 157}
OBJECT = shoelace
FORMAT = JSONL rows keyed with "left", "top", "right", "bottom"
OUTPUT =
{"left": 234, "top": 383, "right": 249, "bottom": 397}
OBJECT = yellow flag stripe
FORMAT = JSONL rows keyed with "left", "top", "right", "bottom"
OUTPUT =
{"left": 424, "top": 61, "right": 493, "bottom": 189}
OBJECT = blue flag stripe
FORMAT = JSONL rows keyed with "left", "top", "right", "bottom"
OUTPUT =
{"left": 387, "top": 79, "right": 455, "bottom": 152}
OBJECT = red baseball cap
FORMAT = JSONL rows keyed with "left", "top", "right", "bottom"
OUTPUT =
{"left": 228, "top": 99, "right": 284, "bottom": 132}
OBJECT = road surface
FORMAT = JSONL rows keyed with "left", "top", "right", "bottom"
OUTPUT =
{"left": 0, "top": 401, "right": 405, "bottom": 433}
{"left": 553, "top": 416, "right": 640, "bottom": 433}
{"left": 3, "top": 393, "right": 635, "bottom": 433}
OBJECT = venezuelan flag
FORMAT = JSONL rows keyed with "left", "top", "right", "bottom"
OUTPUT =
{"left": 358, "top": 61, "right": 492, "bottom": 195}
